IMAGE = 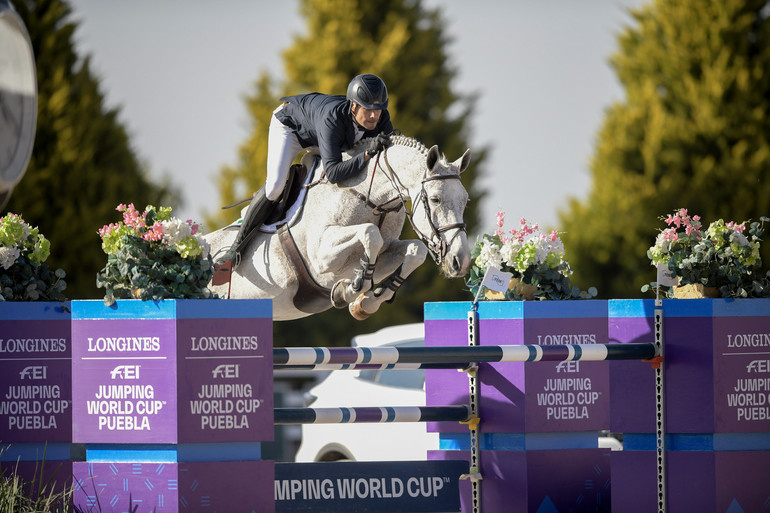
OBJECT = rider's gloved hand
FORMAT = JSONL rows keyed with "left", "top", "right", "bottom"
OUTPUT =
{"left": 366, "top": 133, "right": 391, "bottom": 157}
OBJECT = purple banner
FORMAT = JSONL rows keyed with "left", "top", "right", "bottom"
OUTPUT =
{"left": 610, "top": 451, "right": 658, "bottom": 513}
{"left": 608, "top": 300, "right": 656, "bottom": 433}
{"left": 713, "top": 314, "right": 770, "bottom": 432}
{"left": 73, "top": 460, "right": 275, "bottom": 513}
{"left": 426, "top": 317, "right": 526, "bottom": 433}
{"left": 425, "top": 301, "right": 609, "bottom": 433}
{"left": 177, "top": 317, "right": 273, "bottom": 443}
{"left": 611, "top": 450, "right": 770, "bottom": 513}
{"left": 524, "top": 317, "right": 609, "bottom": 431}
{"left": 72, "top": 318, "right": 178, "bottom": 443}
{"left": 0, "top": 304, "right": 71, "bottom": 442}
{"left": 430, "top": 448, "right": 611, "bottom": 513}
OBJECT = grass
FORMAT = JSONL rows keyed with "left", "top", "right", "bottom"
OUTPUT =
{"left": 0, "top": 458, "right": 73, "bottom": 513}
{"left": 1, "top": 447, "right": 151, "bottom": 513}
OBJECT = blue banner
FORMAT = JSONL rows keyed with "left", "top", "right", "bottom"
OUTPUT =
{"left": 275, "top": 460, "right": 466, "bottom": 512}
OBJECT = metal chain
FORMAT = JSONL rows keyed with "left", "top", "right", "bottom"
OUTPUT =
{"left": 654, "top": 299, "right": 667, "bottom": 513}
{"left": 466, "top": 309, "right": 482, "bottom": 513}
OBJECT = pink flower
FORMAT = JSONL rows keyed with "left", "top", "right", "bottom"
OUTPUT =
{"left": 550, "top": 230, "right": 559, "bottom": 242}
{"left": 98, "top": 223, "right": 119, "bottom": 238}
{"left": 494, "top": 228, "right": 503, "bottom": 237}
{"left": 662, "top": 227, "right": 679, "bottom": 242}
{"left": 496, "top": 211, "right": 505, "bottom": 228}
{"left": 143, "top": 224, "right": 164, "bottom": 241}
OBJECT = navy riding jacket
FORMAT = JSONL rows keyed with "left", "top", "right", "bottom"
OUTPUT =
{"left": 275, "top": 93, "right": 393, "bottom": 184}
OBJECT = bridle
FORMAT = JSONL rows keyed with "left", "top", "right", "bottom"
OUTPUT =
{"left": 354, "top": 148, "right": 467, "bottom": 265}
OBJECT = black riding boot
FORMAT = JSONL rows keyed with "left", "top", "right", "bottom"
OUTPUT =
{"left": 214, "top": 188, "right": 276, "bottom": 269}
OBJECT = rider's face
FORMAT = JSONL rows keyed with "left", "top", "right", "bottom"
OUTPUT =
{"left": 351, "top": 103, "right": 382, "bottom": 131}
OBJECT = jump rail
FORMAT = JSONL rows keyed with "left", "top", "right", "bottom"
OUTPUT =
{"left": 274, "top": 405, "right": 471, "bottom": 425}
{"left": 273, "top": 342, "right": 656, "bottom": 370}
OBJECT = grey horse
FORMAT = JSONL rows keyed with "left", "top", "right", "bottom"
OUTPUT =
{"left": 204, "top": 135, "right": 471, "bottom": 321}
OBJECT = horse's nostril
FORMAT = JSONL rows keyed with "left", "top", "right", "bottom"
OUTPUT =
{"left": 452, "top": 256, "right": 460, "bottom": 273}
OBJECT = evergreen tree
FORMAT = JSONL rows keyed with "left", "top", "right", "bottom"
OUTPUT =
{"left": 560, "top": 0, "right": 770, "bottom": 299}
{"left": 208, "top": 0, "right": 487, "bottom": 346}
{"left": 6, "top": 0, "right": 176, "bottom": 299}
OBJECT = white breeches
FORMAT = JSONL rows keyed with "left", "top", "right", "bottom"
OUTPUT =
{"left": 265, "top": 104, "right": 316, "bottom": 201}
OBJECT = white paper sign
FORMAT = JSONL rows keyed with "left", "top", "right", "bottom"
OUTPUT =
{"left": 481, "top": 266, "right": 513, "bottom": 293}
{"left": 656, "top": 263, "right": 678, "bottom": 287}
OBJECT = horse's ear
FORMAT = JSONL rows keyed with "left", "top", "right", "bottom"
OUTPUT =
{"left": 427, "top": 145, "right": 441, "bottom": 173}
{"left": 454, "top": 149, "right": 471, "bottom": 174}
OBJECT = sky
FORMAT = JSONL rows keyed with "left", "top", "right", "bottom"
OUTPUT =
{"left": 66, "top": 0, "right": 645, "bottom": 234}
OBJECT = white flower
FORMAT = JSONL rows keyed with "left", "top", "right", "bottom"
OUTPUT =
{"left": 500, "top": 239, "right": 521, "bottom": 267}
{"left": 475, "top": 240, "right": 503, "bottom": 270}
{"left": 161, "top": 219, "right": 193, "bottom": 246}
{"left": 195, "top": 234, "right": 211, "bottom": 257}
{"left": 0, "top": 246, "right": 21, "bottom": 270}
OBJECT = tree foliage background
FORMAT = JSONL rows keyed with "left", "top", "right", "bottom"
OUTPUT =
{"left": 206, "top": 0, "right": 488, "bottom": 346}
{"left": 560, "top": 0, "right": 770, "bottom": 299}
{"left": 5, "top": 0, "right": 176, "bottom": 299}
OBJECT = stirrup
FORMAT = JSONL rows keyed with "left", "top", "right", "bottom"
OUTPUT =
{"left": 212, "top": 259, "right": 233, "bottom": 286}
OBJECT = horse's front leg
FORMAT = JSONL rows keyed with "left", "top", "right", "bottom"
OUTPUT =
{"left": 311, "top": 223, "right": 384, "bottom": 308}
{"left": 349, "top": 239, "right": 428, "bottom": 320}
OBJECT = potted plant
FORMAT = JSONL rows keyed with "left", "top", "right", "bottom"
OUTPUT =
{"left": 0, "top": 213, "right": 66, "bottom": 301}
{"left": 644, "top": 208, "right": 770, "bottom": 298}
{"left": 467, "top": 211, "right": 597, "bottom": 300}
{"left": 96, "top": 203, "right": 217, "bottom": 305}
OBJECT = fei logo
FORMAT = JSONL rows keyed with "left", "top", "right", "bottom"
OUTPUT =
{"left": 19, "top": 366, "right": 47, "bottom": 380}
{"left": 110, "top": 365, "right": 140, "bottom": 379}
{"left": 746, "top": 360, "right": 770, "bottom": 373}
{"left": 212, "top": 364, "right": 239, "bottom": 379}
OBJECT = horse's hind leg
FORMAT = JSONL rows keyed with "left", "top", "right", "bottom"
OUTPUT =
{"left": 349, "top": 239, "right": 428, "bottom": 320}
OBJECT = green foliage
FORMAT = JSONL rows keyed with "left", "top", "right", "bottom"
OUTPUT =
{"left": 96, "top": 204, "right": 216, "bottom": 305}
{"left": 559, "top": 0, "right": 770, "bottom": 299}
{"left": 0, "top": 213, "right": 67, "bottom": 301}
{"left": 211, "top": 0, "right": 489, "bottom": 346}
{"left": 0, "top": 260, "right": 66, "bottom": 302}
{"left": 466, "top": 220, "right": 597, "bottom": 301}
{"left": 6, "top": 0, "right": 178, "bottom": 299}
{"left": 642, "top": 209, "right": 770, "bottom": 297}
{"left": 96, "top": 236, "right": 216, "bottom": 306}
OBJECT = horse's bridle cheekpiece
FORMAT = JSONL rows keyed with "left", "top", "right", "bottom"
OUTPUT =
{"left": 358, "top": 147, "right": 466, "bottom": 265}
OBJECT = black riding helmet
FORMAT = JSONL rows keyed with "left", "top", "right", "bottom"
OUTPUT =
{"left": 346, "top": 74, "right": 388, "bottom": 110}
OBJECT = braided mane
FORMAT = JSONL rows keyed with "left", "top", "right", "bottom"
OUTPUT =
{"left": 350, "top": 134, "right": 429, "bottom": 157}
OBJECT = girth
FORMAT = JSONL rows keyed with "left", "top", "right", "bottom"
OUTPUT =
{"left": 277, "top": 224, "right": 332, "bottom": 314}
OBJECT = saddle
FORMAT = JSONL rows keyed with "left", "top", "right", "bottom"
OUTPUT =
{"left": 267, "top": 162, "right": 310, "bottom": 225}
{"left": 216, "top": 156, "right": 332, "bottom": 313}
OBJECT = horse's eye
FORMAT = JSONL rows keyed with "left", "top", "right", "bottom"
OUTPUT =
{"left": 430, "top": 196, "right": 441, "bottom": 205}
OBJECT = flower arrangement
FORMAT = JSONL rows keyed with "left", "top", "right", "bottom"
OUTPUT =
{"left": 96, "top": 204, "right": 217, "bottom": 305}
{"left": 0, "top": 213, "right": 67, "bottom": 301}
{"left": 643, "top": 208, "right": 770, "bottom": 298}
{"left": 467, "top": 211, "right": 597, "bottom": 300}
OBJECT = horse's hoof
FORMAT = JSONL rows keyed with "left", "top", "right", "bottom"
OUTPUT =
{"left": 349, "top": 297, "right": 371, "bottom": 320}
{"left": 330, "top": 280, "right": 348, "bottom": 309}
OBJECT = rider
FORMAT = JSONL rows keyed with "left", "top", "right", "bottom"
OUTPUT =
{"left": 214, "top": 73, "right": 394, "bottom": 270}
